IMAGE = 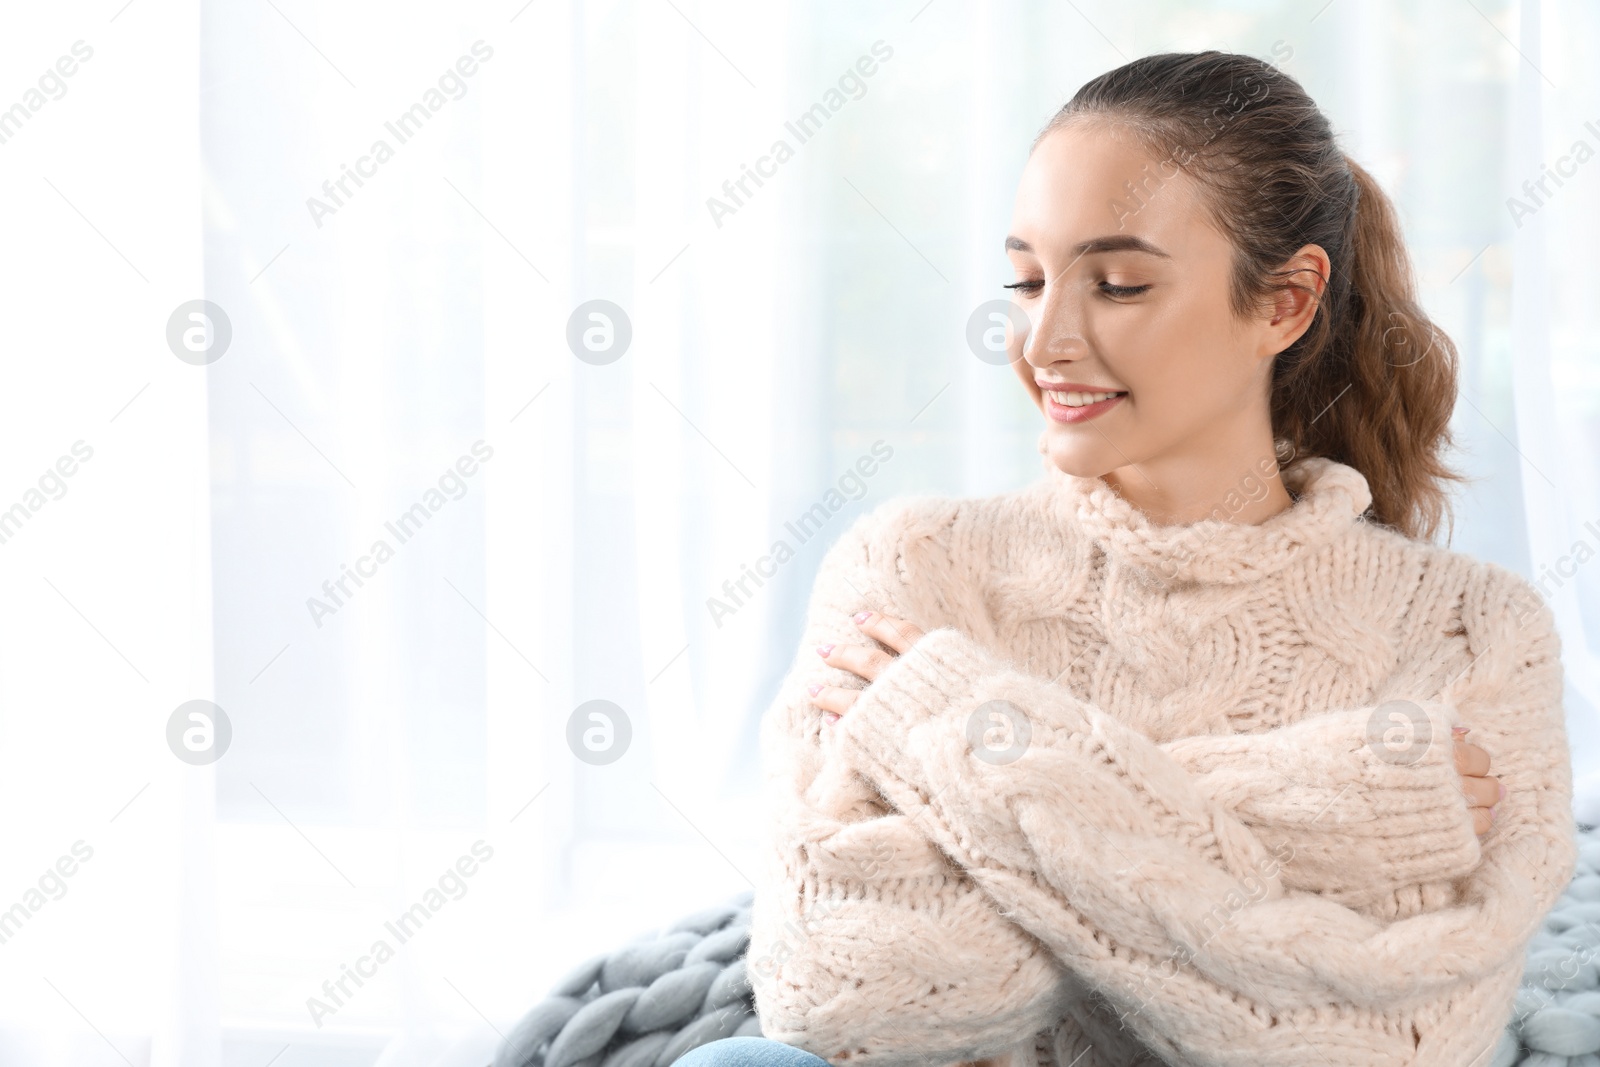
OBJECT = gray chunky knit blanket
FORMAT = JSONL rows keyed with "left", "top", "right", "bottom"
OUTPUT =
{"left": 493, "top": 892, "right": 762, "bottom": 1067}
{"left": 493, "top": 825, "right": 1600, "bottom": 1067}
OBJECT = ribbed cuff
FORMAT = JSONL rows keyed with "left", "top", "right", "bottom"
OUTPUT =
{"left": 1326, "top": 698, "right": 1484, "bottom": 889}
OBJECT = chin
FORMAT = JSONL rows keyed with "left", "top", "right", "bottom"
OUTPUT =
{"left": 1039, "top": 432, "right": 1118, "bottom": 480}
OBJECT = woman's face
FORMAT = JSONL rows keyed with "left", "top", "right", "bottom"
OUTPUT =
{"left": 1005, "top": 120, "right": 1304, "bottom": 482}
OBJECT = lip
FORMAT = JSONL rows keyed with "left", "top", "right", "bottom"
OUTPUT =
{"left": 1040, "top": 389, "right": 1126, "bottom": 424}
{"left": 1035, "top": 380, "right": 1126, "bottom": 393}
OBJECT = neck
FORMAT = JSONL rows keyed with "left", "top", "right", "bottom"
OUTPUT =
{"left": 1097, "top": 443, "right": 1294, "bottom": 528}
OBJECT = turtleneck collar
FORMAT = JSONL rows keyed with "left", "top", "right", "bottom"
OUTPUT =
{"left": 1043, "top": 454, "right": 1375, "bottom": 587}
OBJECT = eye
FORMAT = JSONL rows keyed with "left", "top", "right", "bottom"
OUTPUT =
{"left": 1099, "top": 282, "right": 1151, "bottom": 299}
{"left": 1004, "top": 279, "right": 1151, "bottom": 299}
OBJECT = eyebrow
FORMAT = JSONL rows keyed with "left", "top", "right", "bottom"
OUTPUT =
{"left": 1004, "top": 234, "right": 1172, "bottom": 259}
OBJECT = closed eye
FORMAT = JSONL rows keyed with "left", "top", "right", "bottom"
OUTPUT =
{"left": 1099, "top": 282, "right": 1151, "bottom": 298}
{"left": 1003, "top": 280, "right": 1151, "bottom": 299}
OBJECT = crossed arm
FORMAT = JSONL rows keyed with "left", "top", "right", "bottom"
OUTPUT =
{"left": 814, "top": 608, "right": 1500, "bottom": 910}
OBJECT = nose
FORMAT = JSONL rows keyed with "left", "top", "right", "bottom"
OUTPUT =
{"left": 1018, "top": 283, "right": 1088, "bottom": 369}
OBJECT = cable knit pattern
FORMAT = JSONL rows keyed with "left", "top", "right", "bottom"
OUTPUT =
{"left": 747, "top": 455, "right": 1576, "bottom": 1067}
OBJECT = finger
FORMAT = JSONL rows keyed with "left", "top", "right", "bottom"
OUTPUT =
{"left": 806, "top": 684, "right": 860, "bottom": 717}
{"left": 852, "top": 610, "right": 924, "bottom": 654}
{"left": 1470, "top": 805, "right": 1494, "bottom": 836}
{"left": 1460, "top": 774, "right": 1500, "bottom": 809}
{"left": 1453, "top": 739, "right": 1491, "bottom": 778}
{"left": 817, "top": 640, "right": 895, "bottom": 683}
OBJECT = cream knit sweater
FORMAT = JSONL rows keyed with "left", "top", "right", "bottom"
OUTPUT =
{"left": 747, "top": 454, "right": 1577, "bottom": 1067}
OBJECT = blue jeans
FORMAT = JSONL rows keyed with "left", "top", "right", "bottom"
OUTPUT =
{"left": 674, "top": 1036, "right": 832, "bottom": 1067}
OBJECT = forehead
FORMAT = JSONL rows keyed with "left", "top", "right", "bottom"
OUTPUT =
{"left": 1010, "top": 120, "right": 1214, "bottom": 255}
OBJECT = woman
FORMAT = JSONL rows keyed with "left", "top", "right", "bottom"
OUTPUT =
{"left": 687, "top": 50, "right": 1574, "bottom": 1067}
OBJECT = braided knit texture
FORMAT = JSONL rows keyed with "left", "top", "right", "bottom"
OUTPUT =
{"left": 748, "top": 454, "right": 1577, "bottom": 1067}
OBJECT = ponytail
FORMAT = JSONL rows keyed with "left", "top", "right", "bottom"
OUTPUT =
{"left": 1271, "top": 154, "right": 1466, "bottom": 542}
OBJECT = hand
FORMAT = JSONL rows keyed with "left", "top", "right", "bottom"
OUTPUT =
{"left": 1452, "top": 725, "right": 1503, "bottom": 837}
{"left": 806, "top": 610, "right": 926, "bottom": 726}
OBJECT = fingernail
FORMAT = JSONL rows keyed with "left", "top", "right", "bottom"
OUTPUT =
{"left": 852, "top": 611, "right": 873, "bottom": 624}
{"left": 1451, "top": 726, "right": 1468, "bottom": 735}
{"left": 816, "top": 644, "right": 834, "bottom": 657}
{"left": 823, "top": 711, "right": 840, "bottom": 725}
{"left": 807, "top": 684, "right": 822, "bottom": 696}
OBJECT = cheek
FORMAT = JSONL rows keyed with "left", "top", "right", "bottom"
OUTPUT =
{"left": 1119, "top": 291, "right": 1242, "bottom": 392}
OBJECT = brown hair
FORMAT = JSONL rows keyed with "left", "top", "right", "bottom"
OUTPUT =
{"left": 1036, "top": 50, "right": 1464, "bottom": 542}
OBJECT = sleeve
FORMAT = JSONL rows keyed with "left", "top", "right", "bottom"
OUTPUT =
{"left": 1153, "top": 700, "right": 1486, "bottom": 909}
{"left": 747, "top": 504, "right": 1077, "bottom": 1067}
{"left": 826, "top": 563, "right": 1577, "bottom": 1047}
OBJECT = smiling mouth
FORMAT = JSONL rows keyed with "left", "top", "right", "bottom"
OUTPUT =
{"left": 1039, "top": 388, "right": 1127, "bottom": 408}
{"left": 1040, "top": 390, "right": 1126, "bottom": 424}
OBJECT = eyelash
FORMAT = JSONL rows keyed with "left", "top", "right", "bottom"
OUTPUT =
{"left": 1003, "top": 280, "right": 1151, "bottom": 299}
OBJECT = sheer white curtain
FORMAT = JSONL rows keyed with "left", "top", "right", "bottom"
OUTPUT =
{"left": 0, "top": 2, "right": 209, "bottom": 1064}
{"left": 1509, "top": 0, "right": 1600, "bottom": 821}
{"left": 3, "top": 1, "right": 1599, "bottom": 1064}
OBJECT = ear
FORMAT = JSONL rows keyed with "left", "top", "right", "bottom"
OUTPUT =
{"left": 1260, "top": 243, "right": 1331, "bottom": 357}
